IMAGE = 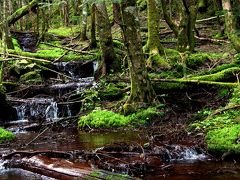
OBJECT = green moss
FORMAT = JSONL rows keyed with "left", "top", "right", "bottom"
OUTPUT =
{"left": 12, "top": 38, "right": 21, "bottom": 51}
{"left": 89, "top": 170, "right": 130, "bottom": 180}
{"left": 129, "top": 107, "right": 165, "bottom": 125}
{"left": 147, "top": 53, "right": 170, "bottom": 70}
{"left": 190, "top": 67, "right": 240, "bottom": 81}
{"left": 0, "top": 128, "right": 15, "bottom": 144}
{"left": 99, "top": 83, "right": 122, "bottom": 100}
{"left": 78, "top": 110, "right": 130, "bottom": 129}
{"left": 191, "top": 87, "right": 240, "bottom": 154}
{"left": 19, "top": 71, "right": 43, "bottom": 85}
{"left": 48, "top": 26, "right": 79, "bottom": 37}
{"left": 78, "top": 106, "right": 164, "bottom": 129}
{"left": 186, "top": 53, "right": 209, "bottom": 69}
{"left": 206, "top": 125, "right": 240, "bottom": 153}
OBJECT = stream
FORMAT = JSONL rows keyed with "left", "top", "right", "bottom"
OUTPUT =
{"left": 1, "top": 32, "right": 240, "bottom": 179}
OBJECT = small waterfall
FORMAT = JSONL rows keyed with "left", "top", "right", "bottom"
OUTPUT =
{"left": 14, "top": 98, "right": 59, "bottom": 121}
{"left": 153, "top": 145, "right": 207, "bottom": 162}
{"left": 45, "top": 101, "right": 58, "bottom": 120}
{"left": 15, "top": 105, "right": 26, "bottom": 120}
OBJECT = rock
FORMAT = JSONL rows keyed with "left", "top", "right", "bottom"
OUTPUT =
{"left": 0, "top": 88, "right": 16, "bottom": 121}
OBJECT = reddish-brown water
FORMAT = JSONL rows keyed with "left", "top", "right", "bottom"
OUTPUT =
{"left": 0, "top": 127, "right": 240, "bottom": 179}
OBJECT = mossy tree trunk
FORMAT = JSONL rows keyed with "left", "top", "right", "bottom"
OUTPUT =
{"left": 81, "top": 0, "right": 88, "bottom": 40}
{"left": 222, "top": 0, "right": 240, "bottom": 52}
{"left": 112, "top": 2, "right": 121, "bottom": 25}
{"left": 90, "top": 3, "right": 97, "bottom": 48}
{"left": 95, "top": 1, "right": 119, "bottom": 77}
{"left": 120, "top": 0, "right": 157, "bottom": 114}
{"left": 144, "top": 0, "right": 168, "bottom": 69}
{"left": 63, "top": 0, "right": 69, "bottom": 27}
{"left": 177, "top": 0, "right": 197, "bottom": 52}
{"left": 160, "top": 0, "right": 179, "bottom": 37}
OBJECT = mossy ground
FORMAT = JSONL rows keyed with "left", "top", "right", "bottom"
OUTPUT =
{"left": 0, "top": 128, "right": 15, "bottom": 144}
{"left": 191, "top": 87, "right": 240, "bottom": 154}
{"left": 78, "top": 107, "right": 164, "bottom": 129}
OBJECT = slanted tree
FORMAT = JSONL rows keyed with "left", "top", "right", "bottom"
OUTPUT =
{"left": 222, "top": 0, "right": 240, "bottom": 52}
{"left": 160, "top": 0, "right": 197, "bottom": 52}
{"left": 120, "top": 0, "right": 157, "bottom": 114}
{"left": 95, "top": 1, "right": 119, "bottom": 77}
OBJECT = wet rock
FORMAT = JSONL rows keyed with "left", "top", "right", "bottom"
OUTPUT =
{"left": 0, "top": 89, "right": 16, "bottom": 121}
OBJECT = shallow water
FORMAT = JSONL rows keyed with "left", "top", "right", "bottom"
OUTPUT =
{"left": 0, "top": 127, "right": 240, "bottom": 179}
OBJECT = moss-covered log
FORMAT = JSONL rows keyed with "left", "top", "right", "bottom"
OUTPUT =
{"left": 3, "top": 0, "right": 39, "bottom": 27}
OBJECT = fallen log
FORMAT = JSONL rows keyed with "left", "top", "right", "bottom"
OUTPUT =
{"left": 6, "top": 155, "right": 134, "bottom": 180}
{"left": 41, "top": 42, "right": 97, "bottom": 55}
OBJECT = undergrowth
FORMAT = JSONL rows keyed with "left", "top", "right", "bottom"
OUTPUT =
{"left": 0, "top": 128, "right": 15, "bottom": 144}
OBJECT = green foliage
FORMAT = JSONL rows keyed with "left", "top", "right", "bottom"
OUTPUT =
{"left": 78, "top": 110, "right": 130, "bottom": 128}
{"left": 0, "top": 128, "right": 15, "bottom": 144}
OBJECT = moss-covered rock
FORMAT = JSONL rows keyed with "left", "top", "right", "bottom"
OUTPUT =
{"left": 19, "top": 71, "right": 43, "bottom": 85}
{"left": 78, "top": 110, "right": 130, "bottom": 129}
{"left": 78, "top": 107, "right": 164, "bottom": 129}
{"left": 0, "top": 128, "right": 15, "bottom": 144}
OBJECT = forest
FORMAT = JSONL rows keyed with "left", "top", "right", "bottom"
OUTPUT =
{"left": 0, "top": 0, "right": 240, "bottom": 179}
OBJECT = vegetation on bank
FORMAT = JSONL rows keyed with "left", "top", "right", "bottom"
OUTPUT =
{"left": 78, "top": 107, "right": 164, "bottom": 129}
{"left": 192, "top": 87, "right": 240, "bottom": 154}
{"left": 0, "top": 128, "right": 15, "bottom": 144}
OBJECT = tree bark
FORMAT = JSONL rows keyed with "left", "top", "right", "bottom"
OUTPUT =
{"left": 144, "top": 0, "right": 168, "bottom": 69}
{"left": 90, "top": 3, "right": 97, "bottom": 48}
{"left": 177, "top": 0, "right": 197, "bottom": 52}
{"left": 81, "top": 0, "right": 88, "bottom": 40}
{"left": 95, "top": 1, "right": 118, "bottom": 77}
{"left": 222, "top": 0, "right": 240, "bottom": 52}
{"left": 120, "top": 0, "right": 157, "bottom": 114}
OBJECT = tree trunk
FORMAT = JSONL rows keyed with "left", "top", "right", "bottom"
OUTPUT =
{"left": 222, "top": 0, "right": 240, "bottom": 52}
{"left": 112, "top": 3, "right": 121, "bottom": 25}
{"left": 120, "top": 0, "right": 157, "bottom": 114}
{"left": 81, "top": 0, "right": 88, "bottom": 40}
{"left": 95, "top": 1, "right": 118, "bottom": 77}
{"left": 144, "top": 0, "right": 169, "bottom": 69}
{"left": 63, "top": 0, "right": 69, "bottom": 26}
{"left": 177, "top": 0, "right": 197, "bottom": 52}
{"left": 90, "top": 3, "right": 97, "bottom": 48}
{"left": 160, "top": 0, "right": 179, "bottom": 37}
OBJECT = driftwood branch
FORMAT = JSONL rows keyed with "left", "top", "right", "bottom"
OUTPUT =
{"left": 0, "top": 52, "right": 52, "bottom": 63}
